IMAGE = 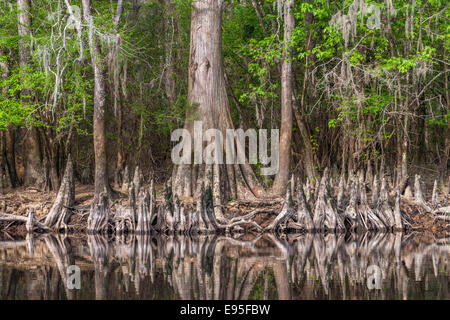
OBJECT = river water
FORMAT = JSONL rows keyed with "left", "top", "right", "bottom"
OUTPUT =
{"left": 0, "top": 232, "right": 448, "bottom": 300}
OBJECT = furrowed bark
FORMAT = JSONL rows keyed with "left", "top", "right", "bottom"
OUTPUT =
{"left": 18, "top": 0, "right": 44, "bottom": 188}
{"left": 87, "top": 191, "right": 109, "bottom": 234}
{"left": 337, "top": 175, "right": 345, "bottom": 208}
{"left": 313, "top": 173, "right": 328, "bottom": 231}
{"left": 133, "top": 166, "right": 142, "bottom": 197}
{"left": 0, "top": 210, "right": 51, "bottom": 232}
{"left": 372, "top": 174, "right": 378, "bottom": 207}
{"left": 81, "top": 0, "right": 112, "bottom": 203}
{"left": 324, "top": 174, "right": 345, "bottom": 232}
{"left": 121, "top": 165, "right": 130, "bottom": 192}
{"left": 171, "top": 0, "right": 264, "bottom": 223}
{"left": 115, "top": 184, "right": 136, "bottom": 234}
{"left": 377, "top": 177, "right": 395, "bottom": 229}
{"left": 149, "top": 179, "right": 157, "bottom": 227}
{"left": 5, "top": 128, "right": 19, "bottom": 187}
{"left": 0, "top": 50, "right": 13, "bottom": 190}
{"left": 136, "top": 187, "right": 152, "bottom": 234}
{"left": 45, "top": 155, "right": 75, "bottom": 229}
{"left": 344, "top": 180, "right": 358, "bottom": 231}
{"left": 359, "top": 181, "right": 386, "bottom": 231}
{"left": 266, "top": 176, "right": 295, "bottom": 231}
{"left": 273, "top": 0, "right": 294, "bottom": 195}
{"left": 393, "top": 190, "right": 403, "bottom": 231}
{"left": 414, "top": 174, "right": 432, "bottom": 212}
{"left": 431, "top": 180, "right": 438, "bottom": 209}
{"left": 294, "top": 177, "right": 314, "bottom": 231}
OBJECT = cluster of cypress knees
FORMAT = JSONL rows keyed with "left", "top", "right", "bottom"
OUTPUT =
{"left": 2, "top": 157, "right": 448, "bottom": 235}
{"left": 88, "top": 167, "right": 448, "bottom": 235}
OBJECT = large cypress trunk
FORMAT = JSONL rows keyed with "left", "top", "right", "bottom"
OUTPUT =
{"left": 0, "top": 50, "right": 10, "bottom": 189}
{"left": 81, "top": 0, "right": 111, "bottom": 202}
{"left": 172, "top": 0, "right": 264, "bottom": 222}
{"left": 273, "top": 0, "right": 294, "bottom": 195}
{"left": 18, "top": 0, "right": 43, "bottom": 187}
{"left": 0, "top": 49, "right": 19, "bottom": 187}
{"left": 441, "top": 51, "right": 449, "bottom": 183}
{"left": 5, "top": 127, "right": 19, "bottom": 187}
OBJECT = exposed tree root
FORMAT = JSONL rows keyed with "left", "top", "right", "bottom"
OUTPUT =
{"left": 44, "top": 156, "right": 75, "bottom": 230}
{"left": 291, "top": 177, "right": 314, "bottom": 231}
{"left": 9, "top": 166, "right": 448, "bottom": 236}
{"left": 77, "top": 168, "right": 449, "bottom": 235}
{"left": 87, "top": 191, "right": 109, "bottom": 234}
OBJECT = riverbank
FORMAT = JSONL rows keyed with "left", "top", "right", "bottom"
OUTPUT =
{"left": 0, "top": 182, "right": 448, "bottom": 239}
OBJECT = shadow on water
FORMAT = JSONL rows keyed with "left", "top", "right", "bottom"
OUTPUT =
{"left": 0, "top": 232, "right": 448, "bottom": 300}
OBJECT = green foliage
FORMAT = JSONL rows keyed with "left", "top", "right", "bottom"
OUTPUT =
{"left": 0, "top": 0, "right": 448, "bottom": 176}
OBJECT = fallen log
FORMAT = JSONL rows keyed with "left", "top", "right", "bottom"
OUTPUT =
{"left": 434, "top": 215, "right": 450, "bottom": 221}
{"left": 231, "top": 199, "right": 283, "bottom": 207}
{"left": 0, "top": 210, "right": 51, "bottom": 232}
{"left": 433, "top": 206, "right": 450, "bottom": 214}
{"left": 230, "top": 209, "right": 277, "bottom": 223}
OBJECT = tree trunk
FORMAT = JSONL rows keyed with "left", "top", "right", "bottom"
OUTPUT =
{"left": 273, "top": 0, "right": 294, "bottom": 195}
{"left": 5, "top": 127, "right": 19, "bottom": 187}
{"left": 81, "top": 0, "right": 112, "bottom": 202}
{"left": 114, "top": 89, "right": 124, "bottom": 187}
{"left": 441, "top": 49, "right": 449, "bottom": 183}
{"left": 171, "top": 0, "right": 264, "bottom": 222}
{"left": 39, "top": 127, "right": 60, "bottom": 191}
{"left": 112, "top": 0, "right": 125, "bottom": 188}
{"left": 45, "top": 155, "right": 75, "bottom": 229}
{"left": 163, "top": 0, "right": 177, "bottom": 105}
{"left": 0, "top": 47, "right": 18, "bottom": 187}
{"left": 0, "top": 132, "right": 5, "bottom": 193}
{"left": 0, "top": 49, "right": 8, "bottom": 190}
{"left": 18, "top": 0, "right": 43, "bottom": 187}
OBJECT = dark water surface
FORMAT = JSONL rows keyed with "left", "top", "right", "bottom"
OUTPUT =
{"left": 0, "top": 232, "right": 448, "bottom": 300}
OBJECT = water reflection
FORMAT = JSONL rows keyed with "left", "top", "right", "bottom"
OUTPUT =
{"left": 0, "top": 232, "right": 448, "bottom": 300}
